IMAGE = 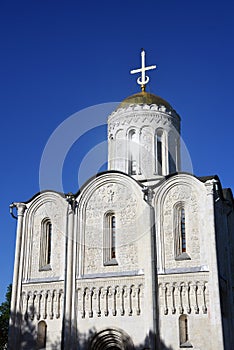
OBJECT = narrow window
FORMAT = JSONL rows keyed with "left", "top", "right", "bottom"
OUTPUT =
{"left": 37, "top": 321, "right": 47, "bottom": 349}
{"left": 111, "top": 215, "right": 116, "bottom": 259}
{"left": 156, "top": 130, "right": 163, "bottom": 175}
{"left": 39, "top": 219, "right": 52, "bottom": 270}
{"left": 46, "top": 222, "right": 52, "bottom": 264}
{"left": 175, "top": 205, "right": 190, "bottom": 260}
{"left": 104, "top": 213, "right": 118, "bottom": 265}
{"left": 179, "top": 315, "right": 192, "bottom": 347}
{"left": 180, "top": 208, "right": 186, "bottom": 252}
{"left": 168, "top": 133, "right": 177, "bottom": 173}
{"left": 129, "top": 130, "right": 137, "bottom": 175}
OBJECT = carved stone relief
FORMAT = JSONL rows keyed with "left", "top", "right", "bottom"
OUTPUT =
{"left": 84, "top": 182, "right": 139, "bottom": 275}
{"left": 27, "top": 199, "right": 66, "bottom": 281}
{"left": 140, "top": 127, "right": 154, "bottom": 153}
{"left": 162, "top": 184, "right": 201, "bottom": 269}
{"left": 108, "top": 111, "right": 177, "bottom": 137}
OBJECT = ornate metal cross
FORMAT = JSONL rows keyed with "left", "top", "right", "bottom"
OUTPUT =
{"left": 130, "top": 49, "right": 156, "bottom": 91}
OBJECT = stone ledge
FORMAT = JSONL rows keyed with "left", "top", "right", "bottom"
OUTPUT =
{"left": 158, "top": 265, "right": 209, "bottom": 275}
{"left": 104, "top": 258, "right": 118, "bottom": 266}
{"left": 175, "top": 252, "right": 191, "bottom": 261}
{"left": 180, "top": 340, "right": 193, "bottom": 348}
{"left": 79, "top": 269, "right": 144, "bottom": 280}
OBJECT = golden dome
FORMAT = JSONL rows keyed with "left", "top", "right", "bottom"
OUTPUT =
{"left": 118, "top": 91, "right": 172, "bottom": 110}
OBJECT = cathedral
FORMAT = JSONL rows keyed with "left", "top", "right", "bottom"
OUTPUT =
{"left": 9, "top": 50, "right": 234, "bottom": 350}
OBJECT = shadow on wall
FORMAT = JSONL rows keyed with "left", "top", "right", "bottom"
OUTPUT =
{"left": 77, "top": 327, "right": 174, "bottom": 350}
{"left": 8, "top": 311, "right": 173, "bottom": 350}
{"left": 8, "top": 310, "right": 36, "bottom": 350}
{"left": 8, "top": 308, "right": 60, "bottom": 350}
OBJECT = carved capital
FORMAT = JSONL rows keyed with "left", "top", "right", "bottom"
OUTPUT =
{"left": 205, "top": 179, "right": 218, "bottom": 196}
{"left": 12, "top": 202, "right": 27, "bottom": 217}
{"left": 65, "top": 192, "right": 77, "bottom": 212}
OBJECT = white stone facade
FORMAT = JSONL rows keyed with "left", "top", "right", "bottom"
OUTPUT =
{"left": 108, "top": 102, "right": 181, "bottom": 180}
{"left": 9, "top": 92, "right": 234, "bottom": 349}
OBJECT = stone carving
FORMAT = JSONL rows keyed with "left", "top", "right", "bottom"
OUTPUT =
{"left": 109, "top": 112, "right": 177, "bottom": 136}
{"left": 98, "top": 184, "right": 121, "bottom": 204}
{"left": 84, "top": 182, "right": 139, "bottom": 274}
{"left": 108, "top": 104, "right": 178, "bottom": 121}
{"left": 164, "top": 185, "right": 197, "bottom": 207}
{"left": 86, "top": 183, "right": 137, "bottom": 222}
{"left": 120, "top": 198, "right": 137, "bottom": 225}
{"left": 108, "top": 103, "right": 180, "bottom": 140}
{"left": 25, "top": 198, "right": 66, "bottom": 282}
{"left": 76, "top": 278, "right": 144, "bottom": 319}
{"left": 140, "top": 127, "right": 154, "bottom": 154}
{"left": 162, "top": 184, "right": 200, "bottom": 268}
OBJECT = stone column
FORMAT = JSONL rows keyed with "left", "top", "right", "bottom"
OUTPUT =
{"left": 63, "top": 195, "right": 76, "bottom": 350}
{"left": 145, "top": 204, "right": 158, "bottom": 349}
{"left": 204, "top": 179, "right": 225, "bottom": 349}
{"left": 8, "top": 202, "right": 27, "bottom": 350}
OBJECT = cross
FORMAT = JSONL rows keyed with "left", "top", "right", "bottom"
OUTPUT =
{"left": 130, "top": 49, "right": 156, "bottom": 91}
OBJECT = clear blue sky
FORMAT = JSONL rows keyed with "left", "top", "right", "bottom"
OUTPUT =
{"left": 0, "top": 0, "right": 234, "bottom": 302}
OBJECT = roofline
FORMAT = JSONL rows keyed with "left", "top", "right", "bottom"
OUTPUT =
{"left": 164, "top": 171, "right": 220, "bottom": 183}
{"left": 19, "top": 189, "right": 66, "bottom": 204}
{"left": 18, "top": 170, "right": 145, "bottom": 204}
{"left": 73, "top": 170, "right": 145, "bottom": 197}
{"left": 164, "top": 172, "right": 232, "bottom": 202}
{"left": 17, "top": 171, "right": 232, "bottom": 205}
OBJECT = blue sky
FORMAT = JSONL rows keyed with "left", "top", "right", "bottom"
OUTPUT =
{"left": 0, "top": 0, "right": 234, "bottom": 302}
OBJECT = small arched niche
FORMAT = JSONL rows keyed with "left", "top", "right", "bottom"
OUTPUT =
{"left": 37, "top": 320, "right": 47, "bottom": 349}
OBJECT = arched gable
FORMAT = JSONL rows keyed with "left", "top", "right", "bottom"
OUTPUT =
{"left": 76, "top": 172, "right": 150, "bottom": 277}
{"left": 22, "top": 191, "right": 67, "bottom": 281}
{"left": 154, "top": 173, "right": 207, "bottom": 272}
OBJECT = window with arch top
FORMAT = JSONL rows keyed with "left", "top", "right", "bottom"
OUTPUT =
{"left": 155, "top": 129, "right": 164, "bottom": 175}
{"left": 103, "top": 212, "right": 118, "bottom": 266}
{"left": 179, "top": 315, "right": 192, "bottom": 348}
{"left": 174, "top": 204, "right": 190, "bottom": 260}
{"left": 37, "top": 320, "right": 47, "bottom": 349}
{"left": 129, "top": 130, "right": 137, "bottom": 175}
{"left": 180, "top": 207, "right": 186, "bottom": 252}
{"left": 39, "top": 219, "right": 52, "bottom": 270}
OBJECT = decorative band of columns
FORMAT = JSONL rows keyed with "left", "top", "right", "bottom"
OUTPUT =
{"left": 159, "top": 281, "right": 208, "bottom": 316}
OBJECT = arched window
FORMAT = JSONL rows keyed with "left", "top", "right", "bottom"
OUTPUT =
{"left": 174, "top": 205, "right": 190, "bottom": 260}
{"left": 179, "top": 315, "right": 192, "bottom": 347}
{"left": 129, "top": 130, "right": 137, "bottom": 175}
{"left": 155, "top": 130, "right": 163, "bottom": 175}
{"left": 103, "top": 213, "right": 118, "bottom": 265}
{"left": 180, "top": 208, "right": 186, "bottom": 253}
{"left": 37, "top": 321, "right": 47, "bottom": 349}
{"left": 111, "top": 215, "right": 116, "bottom": 259}
{"left": 39, "top": 219, "right": 52, "bottom": 270}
